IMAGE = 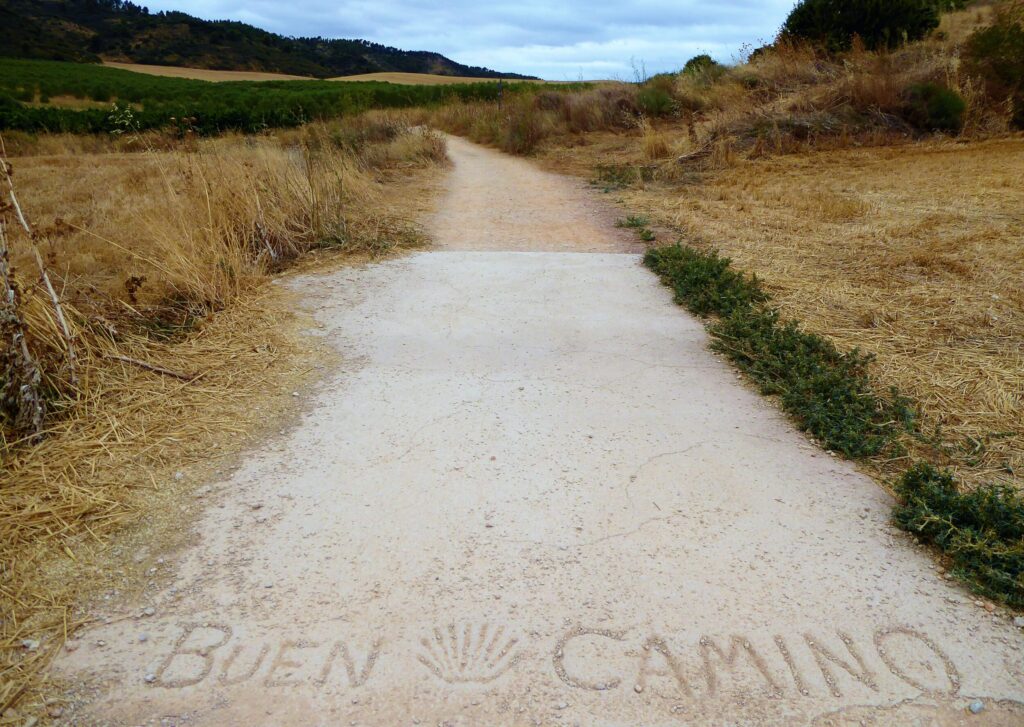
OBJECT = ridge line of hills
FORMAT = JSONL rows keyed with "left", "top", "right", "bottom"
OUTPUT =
{"left": 0, "top": 0, "right": 538, "bottom": 80}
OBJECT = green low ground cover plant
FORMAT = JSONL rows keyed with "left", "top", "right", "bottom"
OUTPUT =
{"left": 593, "top": 163, "right": 654, "bottom": 190}
{"left": 644, "top": 243, "right": 911, "bottom": 457}
{"left": 616, "top": 215, "right": 657, "bottom": 241}
{"left": 894, "top": 463, "right": 1024, "bottom": 606}
{"left": 644, "top": 245, "right": 768, "bottom": 317}
{"left": 0, "top": 58, "right": 545, "bottom": 135}
{"left": 616, "top": 215, "right": 650, "bottom": 229}
{"left": 712, "top": 307, "right": 914, "bottom": 458}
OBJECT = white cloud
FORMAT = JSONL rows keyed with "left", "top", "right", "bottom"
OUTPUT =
{"left": 141, "top": 0, "right": 796, "bottom": 79}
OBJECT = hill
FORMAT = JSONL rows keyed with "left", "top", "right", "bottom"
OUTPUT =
{"left": 0, "top": 0, "right": 536, "bottom": 80}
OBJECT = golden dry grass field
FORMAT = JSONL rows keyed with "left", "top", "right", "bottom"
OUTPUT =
{"left": 102, "top": 61, "right": 311, "bottom": 81}
{"left": 539, "top": 132, "right": 1023, "bottom": 489}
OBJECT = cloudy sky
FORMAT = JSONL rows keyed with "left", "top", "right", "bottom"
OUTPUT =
{"left": 141, "top": 0, "right": 797, "bottom": 79}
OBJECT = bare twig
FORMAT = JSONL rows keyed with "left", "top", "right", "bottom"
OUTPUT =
{"left": 0, "top": 219, "right": 45, "bottom": 435}
{"left": 677, "top": 140, "right": 714, "bottom": 163}
{"left": 103, "top": 354, "right": 196, "bottom": 381}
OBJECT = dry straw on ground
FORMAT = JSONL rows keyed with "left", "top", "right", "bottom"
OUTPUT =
{"left": 0, "top": 118, "right": 446, "bottom": 717}
{"left": 102, "top": 61, "right": 311, "bottom": 82}
{"left": 609, "top": 138, "right": 1023, "bottom": 488}
{"left": 1, "top": 288, "right": 316, "bottom": 715}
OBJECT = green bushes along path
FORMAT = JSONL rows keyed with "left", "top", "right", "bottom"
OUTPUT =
{"left": 645, "top": 242, "right": 1023, "bottom": 606}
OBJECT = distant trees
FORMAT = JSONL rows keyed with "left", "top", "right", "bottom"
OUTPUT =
{"left": 963, "top": 0, "right": 1024, "bottom": 127}
{"left": 780, "top": 0, "right": 966, "bottom": 51}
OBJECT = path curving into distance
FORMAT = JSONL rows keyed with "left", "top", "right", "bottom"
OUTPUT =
{"left": 56, "top": 136, "right": 1024, "bottom": 726}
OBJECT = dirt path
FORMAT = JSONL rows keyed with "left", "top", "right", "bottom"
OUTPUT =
{"left": 56, "top": 139, "right": 1023, "bottom": 726}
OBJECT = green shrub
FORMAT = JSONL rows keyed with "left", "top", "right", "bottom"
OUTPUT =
{"left": 637, "top": 87, "right": 676, "bottom": 117}
{"left": 644, "top": 245, "right": 768, "bottom": 317}
{"left": 893, "top": 463, "right": 1024, "bottom": 606}
{"left": 963, "top": 2, "right": 1024, "bottom": 128}
{"left": 903, "top": 82, "right": 966, "bottom": 132}
{"left": 683, "top": 54, "right": 722, "bottom": 75}
{"left": 781, "top": 0, "right": 942, "bottom": 51}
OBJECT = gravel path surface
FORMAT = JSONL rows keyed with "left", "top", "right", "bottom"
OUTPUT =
{"left": 55, "top": 137, "right": 1024, "bottom": 726}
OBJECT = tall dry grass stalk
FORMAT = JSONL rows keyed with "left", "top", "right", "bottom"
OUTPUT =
{"left": 640, "top": 119, "right": 671, "bottom": 160}
{"left": 0, "top": 117, "right": 446, "bottom": 715}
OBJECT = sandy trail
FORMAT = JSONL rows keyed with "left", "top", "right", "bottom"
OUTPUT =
{"left": 57, "top": 139, "right": 1023, "bottom": 726}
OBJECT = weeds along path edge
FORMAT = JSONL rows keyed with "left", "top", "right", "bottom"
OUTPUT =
{"left": 643, "top": 241, "right": 1024, "bottom": 609}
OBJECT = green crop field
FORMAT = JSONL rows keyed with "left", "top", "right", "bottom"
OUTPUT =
{"left": 0, "top": 58, "right": 566, "bottom": 135}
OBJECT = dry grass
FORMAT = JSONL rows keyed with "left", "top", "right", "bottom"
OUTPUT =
{"left": 595, "top": 138, "right": 1023, "bottom": 488}
{"left": 0, "top": 287, "right": 319, "bottom": 716}
{"left": 937, "top": 2, "right": 998, "bottom": 44}
{"left": 102, "top": 61, "right": 311, "bottom": 82}
{"left": 426, "top": 85, "right": 640, "bottom": 154}
{"left": 640, "top": 118, "right": 671, "bottom": 160}
{"left": 6, "top": 121, "right": 439, "bottom": 313}
{"left": 0, "top": 117, "right": 447, "bottom": 716}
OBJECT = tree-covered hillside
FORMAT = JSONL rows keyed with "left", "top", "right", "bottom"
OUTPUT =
{"left": 0, "top": 0, "right": 536, "bottom": 79}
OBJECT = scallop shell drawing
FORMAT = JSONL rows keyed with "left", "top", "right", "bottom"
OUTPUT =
{"left": 417, "top": 622, "right": 520, "bottom": 684}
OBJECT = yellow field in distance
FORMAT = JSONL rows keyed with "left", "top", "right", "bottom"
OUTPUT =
{"left": 102, "top": 63, "right": 545, "bottom": 84}
{"left": 102, "top": 61, "right": 311, "bottom": 81}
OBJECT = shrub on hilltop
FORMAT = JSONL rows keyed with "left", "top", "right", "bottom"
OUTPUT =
{"left": 781, "top": 0, "right": 962, "bottom": 51}
{"left": 683, "top": 54, "right": 724, "bottom": 76}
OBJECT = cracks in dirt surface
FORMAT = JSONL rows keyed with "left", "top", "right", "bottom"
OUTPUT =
{"left": 625, "top": 445, "right": 704, "bottom": 510}
{"left": 368, "top": 397, "right": 483, "bottom": 466}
